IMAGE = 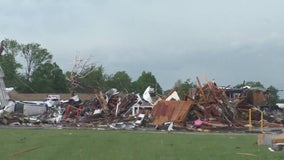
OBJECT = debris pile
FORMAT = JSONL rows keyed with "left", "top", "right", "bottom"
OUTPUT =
{"left": 183, "top": 77, "right": 269, "bottom": 129}
{"left": 0, "top": 77, "right": 283, "bottom": 132}
{"left": 269, "top": 132, "right": 284, "bottom": 151}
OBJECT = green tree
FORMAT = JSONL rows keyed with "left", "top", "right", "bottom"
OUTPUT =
{"left": 21, "top": 43, "right": 52, "bottom": 81}
{"left": 173, "top": 79, "right": 196, "bottom": 100}
{"left": 278, "top": 99, "right": 284, "bottom": 103}
{"left": 132, "top": 71, "right": 162, "bottom": 94}
{"left": 234, "top": 81, "right": 265, "bottom": 89}
{"left": 246, "top": 81, "right": 265, "bottom": 89}
{"left": 0, "top": 39, "right": 22, "bottom": 87}
{"left": 267, "top": 85, "right": 278, "bottom": 106}
{"left": 0, "top": 54, "right": 22, "bottom": 87}
{"left": 107, "top": 71, "right": 132, "bottom": 93}
{"left": 30, "top": 63, "right": 69, "bottom": 93}
{"left": 2, "top": 39, "right": 21, "bottom": 56}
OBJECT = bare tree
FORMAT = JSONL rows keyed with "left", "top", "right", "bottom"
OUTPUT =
{"left": 66, "top": 56, "right": 95, "bottom": 96}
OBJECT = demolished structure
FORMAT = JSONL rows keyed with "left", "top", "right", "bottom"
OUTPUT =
{"left": 0, "top": 75, "right": 283, "bottom": 133}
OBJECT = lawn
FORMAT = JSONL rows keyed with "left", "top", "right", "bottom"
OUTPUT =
{"left": 0, "top": 128, "right": 282, "bottom": 160}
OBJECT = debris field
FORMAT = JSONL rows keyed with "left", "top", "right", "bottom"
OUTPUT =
{"left": 1, "top": 77, "right": 283, "bottom": 133}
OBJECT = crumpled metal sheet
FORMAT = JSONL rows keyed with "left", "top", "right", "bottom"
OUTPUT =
{"left": 151, "top": 100, "right": 193, "bottom": 125}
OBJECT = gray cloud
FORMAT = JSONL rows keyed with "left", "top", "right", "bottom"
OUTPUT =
{"left": 1, "top": 0, "right": 284, "bottom": 97}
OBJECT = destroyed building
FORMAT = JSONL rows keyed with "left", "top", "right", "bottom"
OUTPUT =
{"left": 0, "top": 73, "right": 283, "bottom": 133}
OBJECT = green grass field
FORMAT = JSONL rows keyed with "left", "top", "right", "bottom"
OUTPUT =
{"left": 0, "top": 128, "right": 282, "bottom": 160}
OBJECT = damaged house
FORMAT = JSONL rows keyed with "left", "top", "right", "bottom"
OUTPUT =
{"left": 0, "top": 71, "right": 283, "bottom": 132}
{"left": 150, "top": 77, "right": 282, "bottom": 130}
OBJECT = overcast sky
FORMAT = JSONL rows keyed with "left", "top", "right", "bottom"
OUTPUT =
{"left": 1, "top": 0, "right": 284, "bottom": 97}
